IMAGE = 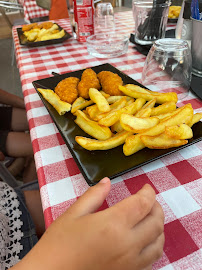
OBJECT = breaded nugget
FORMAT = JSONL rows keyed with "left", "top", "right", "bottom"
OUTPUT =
{"left": 40, "top": 22, "right": 54, "bottom": 29}
{"left": 78, "top": 68, "right": 100, "bottom": 99}
{"left": 97, "top": 71, "right": 123, "bottom": 96}
{"left": 22, "top": 23, "right": 38, "bottom": 32}
{"left": 55, "top": 77, "right": 79, "bottom": 104}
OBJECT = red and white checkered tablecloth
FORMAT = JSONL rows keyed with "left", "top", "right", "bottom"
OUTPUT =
{"left": 13, "top": 11, "right": 202, "bottom": 270}
{"left": 19, "top": 0, "right": 49, "bottom": 22}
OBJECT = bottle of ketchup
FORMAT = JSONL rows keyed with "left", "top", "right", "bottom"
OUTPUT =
{"left": 67, "top": 0, "right": 94, "bottom": 42}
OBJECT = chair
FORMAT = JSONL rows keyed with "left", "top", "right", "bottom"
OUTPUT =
{"left": 0, "top": 1, "right": 24, "bottom": 28}
{"left": 0, "top": 159, "right": 21, "bottom": 188}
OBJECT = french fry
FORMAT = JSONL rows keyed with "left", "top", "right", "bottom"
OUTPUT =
{"left": 119, "top": 85, "right": 178, "bottom": 104}
{"left": 76, "top": 131, "right": 133, "bottom": 151}
{"left": 89, "top": 88, "right": 110, "bottom": 113}
{"left": 165, "top": 124, "right": 193, "bottom": 139}
{"left": 125, "top": 84, "right": 152, "bottom": 94}
{"left": 188, "top": 113, "right": 202, "bottom": 127}
{"left": 123, "top": 103, "right": 193, "bottom": 156}
{"left": 100, "top": 91, "right": 110, "bottom": 98}
{"left": 87, "top": 97, "right": 127, "bottom": 121}
{"left": 135, "top": 108, "right": 152, "bottom": 118}
{"left": 135, "top": 99, "right": 156, "bottom": 117}
{"left": 111, "top": 121, "right": 124, "bottom": 133}
{"left": 120, "top": 114, "right": 160, "bottom": 133}
{"left": 75, "top": 110, "right": 112, "bottom": 140}
{"left": 37, "top": 88, "right": 71, "bottom": 115}
{"left": 106, "top": 95, "right": 132, "bottom": 104}
{"left": 140, "top": 133, "right": 188, "bottom": 149}
{"left": 95, "top": 97, "right": 128, "bottom": 121}
{"left": 98, "top": 98, "right": 146, "bottom": 127}
{"left": 150, "top": 101, "right": 176, "bottom": 116}
{"left": 71, "top": 97, "right": 93, "bottom": 114}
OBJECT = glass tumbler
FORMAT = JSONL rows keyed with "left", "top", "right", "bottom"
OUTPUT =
{"left": 142, "top": 38, "right": 192, "bottom": 100}
{"left": 94, "top": 2, "right": 115, "bottom": 34}
{"left": 132, "top": 0, "right": 171, "bottom": 45}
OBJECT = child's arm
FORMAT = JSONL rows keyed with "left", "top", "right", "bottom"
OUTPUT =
{"left": 0, "top": 88, "right": 25, "bottom": 109}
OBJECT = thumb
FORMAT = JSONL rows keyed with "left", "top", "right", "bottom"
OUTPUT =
{"left": 66, "top": 177, "right": 111, "bottom": 218}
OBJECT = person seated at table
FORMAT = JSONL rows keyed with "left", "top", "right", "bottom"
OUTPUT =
{"left": 49, "top": 0, "right": 69, "bottom": 20}
{"left": 0, "top": 150, "right": 45, "bottom": 269}
{"left": 1, "top": 177, "right": 164, "bottom": 270}
{"left": 0, "top": 88, "right": 37, "bottom": 183}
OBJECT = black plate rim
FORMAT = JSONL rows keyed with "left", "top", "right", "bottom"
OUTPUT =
{"left": 32, "top": 63, "right": 202, "bottom": 186}
{"left": 16, "top": 23, "right": 72, "bottom": 47}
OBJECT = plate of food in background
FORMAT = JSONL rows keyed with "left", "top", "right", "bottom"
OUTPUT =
{"left": 168, "top": 5, "right": 181, "bottom": 23}
{"left": 17, "top": 21, "right": 72, "bottom": 47}
{"left": 32, "top": 63, "right": 202, "bottom": 185}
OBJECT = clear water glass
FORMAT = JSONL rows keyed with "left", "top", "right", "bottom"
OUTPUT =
{"left": 132, "top": 0, "right": 171, "bottom": 45}
{"left": 94, "top": 2, "right": 115, "bottom": 34}
{"left": 142, "top": 38, "right": 192, "bottom": 100}
{"left": 86, "top": 33, "right": 129, "bottom": 58}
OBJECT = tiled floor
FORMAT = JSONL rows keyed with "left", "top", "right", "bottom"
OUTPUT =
{"left": 0, "top": 3, "right": 132, "bottom": 98}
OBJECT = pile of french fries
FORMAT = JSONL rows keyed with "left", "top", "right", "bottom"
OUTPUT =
{"left": 37, "top": 82, "right": 202, "bottom": 156}
{"left": 23, "top": 24, "right": 65, "bottom": 42}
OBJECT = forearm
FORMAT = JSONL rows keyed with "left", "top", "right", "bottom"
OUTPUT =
{"left": 0, "top": 89, "right": 25, "bottom": 109}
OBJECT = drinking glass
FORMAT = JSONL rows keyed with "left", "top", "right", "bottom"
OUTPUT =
{"left": 132, "top": 0, "right": 171, "bottom": 45}
{"left": 142, "top": 38, "right": 192, "bottom": 100}
{"left": 94, "top": 2, "right": 115, "bottom": 34}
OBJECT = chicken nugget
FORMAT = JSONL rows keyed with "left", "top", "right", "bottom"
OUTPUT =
{"left": 97, "top": 71, "right": 123, "bottom": 96}
{"left": 40, "top": 22, "right": 54, "bottom": 29}
{"left": 78, "top": 68, "right": 100, "bottom": 99}
{"left": 22, "top": 23, "right": 38, "bottom": 32}
{"left": 55, "top": 77, "right": 79, "bottom": 104}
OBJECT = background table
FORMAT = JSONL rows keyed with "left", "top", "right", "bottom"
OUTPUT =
{"left": 18, "top": 0, "right": 49, "bottom": 22}
{"left": 13, "top": 11, "right": 202, "bottom": 270}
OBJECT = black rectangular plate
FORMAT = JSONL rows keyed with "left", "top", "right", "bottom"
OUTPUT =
{"left": 17, "top": 23, "right": 72, "bottom": 47}
{"left": 32, "top": 63, "right": 202, "bottom": 186}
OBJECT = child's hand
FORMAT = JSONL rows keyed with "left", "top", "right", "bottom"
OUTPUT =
{"left": 18, "top": 177, "right": 164, "bottom": 270}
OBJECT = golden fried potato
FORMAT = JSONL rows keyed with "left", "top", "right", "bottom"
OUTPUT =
{"left": 165, "top": 124, "right": 193, "bottom": 139}
{"left": 37, "top": 88, "right": 71, "bottom": 115}
{"left": 89, "top": 88, "right": 110, "bottom": 113}
{"left": 78, "top": 69, "right": 100, "bottom": 99}
{"left": 71, "top": 97, "right": 93, "bottom": 114}
{"left": 140, "top": 133, "right": 188, "bottom": 149}
{"left": 123, "top": 103, "right": 193, "bottom": 156}
{"left": 75, "top": 110, "right": 112, "bottom": 140}
{"left": 40, "top": 29, "right": 65, "bottom": 41}
{"left": 55, "top": 77, "right": 79, "bottom": 104}
{"left": 98, "top": 71, "right": 123, "bottom": 96}
{"left": 120, "top": 114, "right": 160, "bottom": 133}
{"left": 188, "top": 113, "right": 202, "bottom": 127}
{"left": 119, "top": 85, "right": 178, "bottom": 104}
{"left": 76, "top": 131, "right": 132, "bottom": 151}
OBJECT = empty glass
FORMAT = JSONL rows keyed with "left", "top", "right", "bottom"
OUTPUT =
{"left": 94, "top": 2, "right": 115, "bottom": 34}
{"left": 132, "top": 0, "right": 171, "bottom": 45}
{"left": 142, "top": 38, "right": 192, "bottom": 100}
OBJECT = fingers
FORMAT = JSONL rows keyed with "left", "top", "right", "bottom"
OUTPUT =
{"left": 66, "top": 177, "right": 111, "bottom": 218}
{"left": 138, "top": 233, "right": 165, "bottom": 268}
{"left": 132, "top": 201, "right": 164, "bottom": 250}
{"left": 109, "top": 184, "right": 156, "bottom": 228}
